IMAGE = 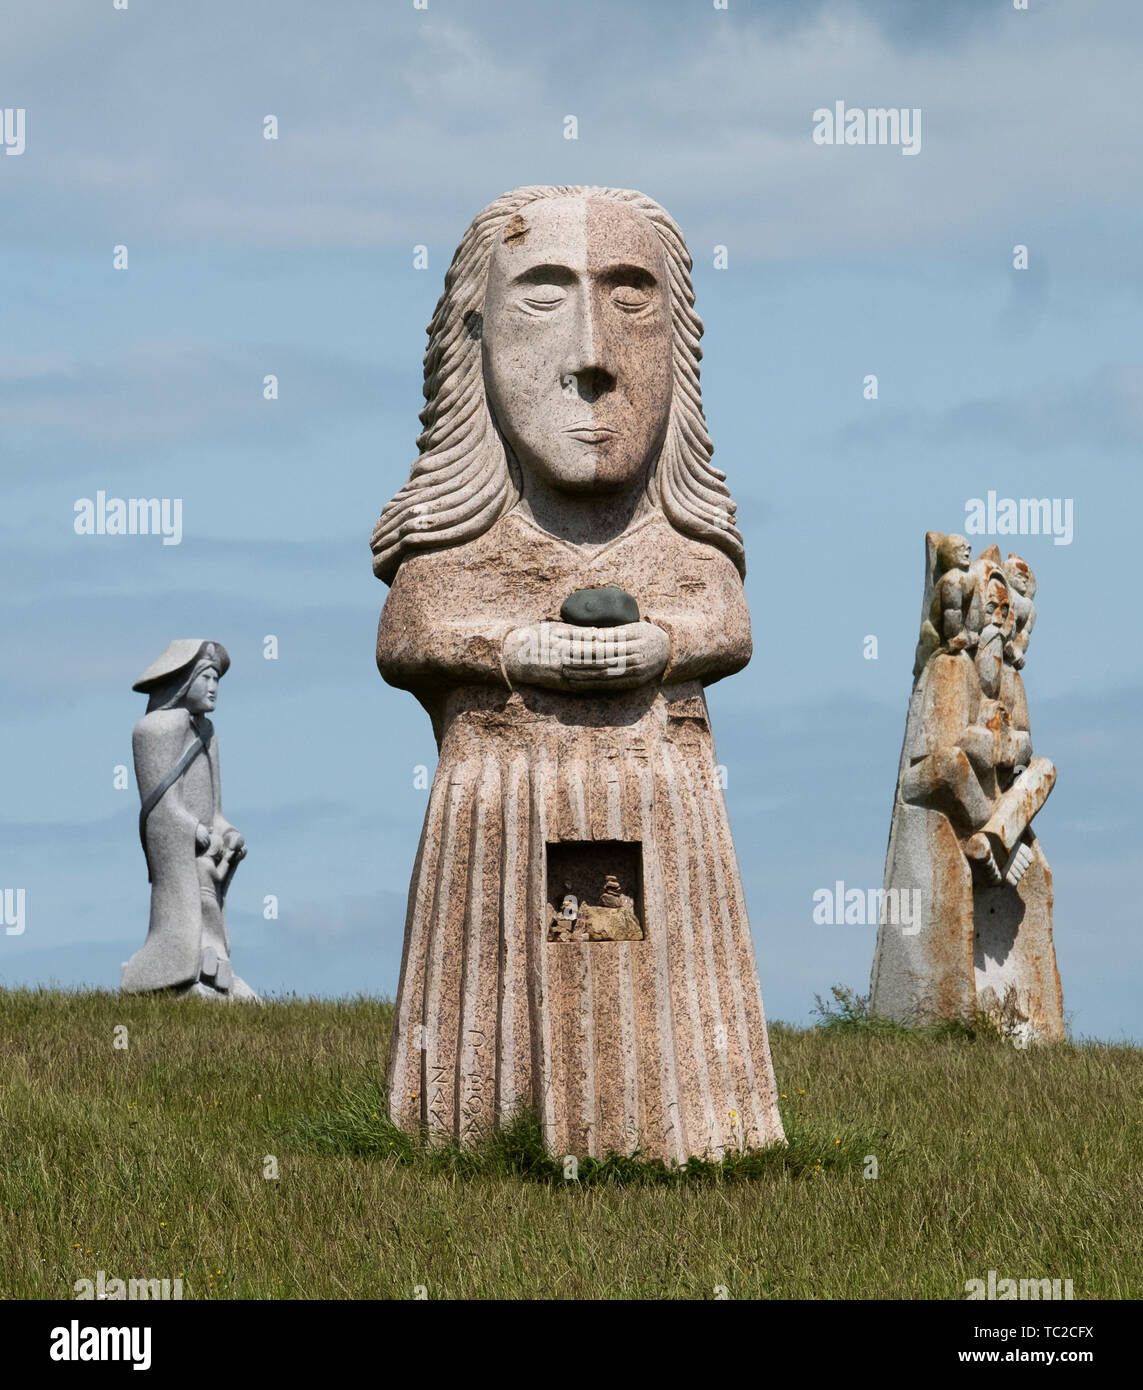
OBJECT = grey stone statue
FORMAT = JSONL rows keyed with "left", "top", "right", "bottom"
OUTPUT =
{"left": 121, "top": 640, "right": 258, "bottom": 1002}
{"left": 871, "top": 535, "right": 1062, "bottom": 1045}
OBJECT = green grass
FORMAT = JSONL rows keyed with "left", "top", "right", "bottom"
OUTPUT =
{"left": 0, "top": 987, "right": 1140, "bottom": 1299}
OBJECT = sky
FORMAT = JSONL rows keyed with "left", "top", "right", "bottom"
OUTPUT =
{"left": 1, "top": 0, "right": 1140, "bottom": 1040}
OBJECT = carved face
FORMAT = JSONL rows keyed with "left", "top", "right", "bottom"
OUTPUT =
{"left": 939, "top": 533, "right": 972, "bottom": 573}
{"left": 481, "top": 196, "right": 673, "bottom": 495}
{"left": 185, "top": 666, "right": 219, "bottom": 714}
{"left": 1005, "top": 556, "right": 1032, "bottom": 597}
{"left": 981, "top": 576, "right": 1014, "bottom": 637}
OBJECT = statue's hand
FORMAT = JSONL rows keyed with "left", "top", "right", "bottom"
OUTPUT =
{"left": 503, "top": 623, "right": 581, "bottom": 690}
{"left": 222, "top": 828, "right": 247, "bottom": 861}
{"left": 560, "top": 621, "right": 670, "bottom": 690}
{"left": 194, "top": 822, "right": 212, "bottom": 853}
{"left": 503, "top": 621, "right": 669, "bottom": 691}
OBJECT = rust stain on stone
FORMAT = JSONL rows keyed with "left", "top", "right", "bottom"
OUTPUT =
{"left": 502, "top": 214, "right": 529, "bottom": 246}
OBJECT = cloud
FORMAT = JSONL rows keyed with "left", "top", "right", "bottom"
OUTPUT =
{"left": 833, "top": 366, "right": 1143, "bottom": 453}
{"left": 0, "top": 344, "right": 395, "bottom": 458}
{"left": 5, "top": 1, "right": 1141, "bottom": 270}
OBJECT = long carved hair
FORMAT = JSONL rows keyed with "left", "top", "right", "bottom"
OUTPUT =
{"left": 371, "top": 185, "right": 745, "bottom": 584}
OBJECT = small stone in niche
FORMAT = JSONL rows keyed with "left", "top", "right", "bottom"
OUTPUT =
{"left": 548, "top": 905, "right": 642, "bottom": 942}
{"left": 599, "top": 874, "right": 623, "bottom": 908}
{"left": 582, "top": 904, "right": 644, "bottom": 941}
{"left": 548, "top": 872, "right": 643, "bottom": 942}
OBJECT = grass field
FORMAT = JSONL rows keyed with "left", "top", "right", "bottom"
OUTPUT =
{"left": 1, "top": 987, "right": 1139, "bottom": 1300}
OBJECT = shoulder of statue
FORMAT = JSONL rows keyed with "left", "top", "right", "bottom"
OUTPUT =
{"left": 396, "top": 517, "right": 511, "bottom": 580}
{"left": 134, "top": 708, "right": 192, "bottom": 741}
{"left": 652, "top": 516, "right": 744, "bottom": 585}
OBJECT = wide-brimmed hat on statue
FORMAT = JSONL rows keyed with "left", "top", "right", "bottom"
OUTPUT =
{"left": 132, "top": 640, "right": 230, "bottom": 711}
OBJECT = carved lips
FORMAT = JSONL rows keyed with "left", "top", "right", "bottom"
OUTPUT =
{"left": 563, "top": 424, "right": 616, "bottom": 444}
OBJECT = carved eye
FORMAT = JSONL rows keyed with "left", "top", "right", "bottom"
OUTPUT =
{"left": 611, "top": 285, "right": 651, "bottom": 311}
{"left": 523, "top": 287, "right": 566, "bottom": 310}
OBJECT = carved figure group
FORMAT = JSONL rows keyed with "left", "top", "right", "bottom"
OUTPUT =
{"left": 872, "top": 534, "right": 1062, "bottom": 1044}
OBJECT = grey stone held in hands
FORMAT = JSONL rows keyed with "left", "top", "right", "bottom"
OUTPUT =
{"left": 560, "top": 585, "right": 640, "bottom": 627}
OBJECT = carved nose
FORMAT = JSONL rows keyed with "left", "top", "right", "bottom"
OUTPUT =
{"left": 565, "top": 365, "right": 616, "bottom": 403}
{"left": 563, "top": 292, "right": 616, "bottom": 402}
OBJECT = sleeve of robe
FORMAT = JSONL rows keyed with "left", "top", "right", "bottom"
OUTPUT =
{"left": 376, "top": 549, "right": 517, "bottom": 693}
{"left": 644, "top": 548, "right": 753, "bottom": 687}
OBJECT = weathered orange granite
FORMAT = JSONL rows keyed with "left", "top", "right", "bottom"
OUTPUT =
{"left": 871, "top": 534, "right": 1063, "bottom": 1045}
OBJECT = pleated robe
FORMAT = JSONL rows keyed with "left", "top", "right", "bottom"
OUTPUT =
{"left": 377, "top": 508, "right": 784, "bottom": 1161}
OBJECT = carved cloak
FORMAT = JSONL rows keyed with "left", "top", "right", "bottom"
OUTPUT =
{"left": 122, "top": 709, "right": 233, "bottom": 992}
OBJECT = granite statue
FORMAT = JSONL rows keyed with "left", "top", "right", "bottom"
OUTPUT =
{"left": 122, "top": 640, "right": 258, "bottom": 1002}
{"left": 372, "top": 185, "right": 784, "bottom": 1160}
{"left": 871, "top": 534, "right": 1062, "bottom": 1044}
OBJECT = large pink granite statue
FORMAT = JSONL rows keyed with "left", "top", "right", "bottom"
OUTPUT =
{"left": 372, "top": 186, "right": 784, "bottom": 1161}
{"left": 870, "top": 535, "right": 1063, "bottom": 1044}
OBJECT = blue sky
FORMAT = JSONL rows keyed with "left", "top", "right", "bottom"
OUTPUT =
{"left": 2, "top": 0, "right": 1140, "bottom": 1039}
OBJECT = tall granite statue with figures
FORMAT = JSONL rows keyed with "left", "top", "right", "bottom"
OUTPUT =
{"left": 870, "top": 534, "right": 1062, "bottom": 1044}
{"left": 372, "top": 185, "right": 783, "bottom": 1161}
{"left": 122, "top": 639, "right": 258, "bottom": 1002}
